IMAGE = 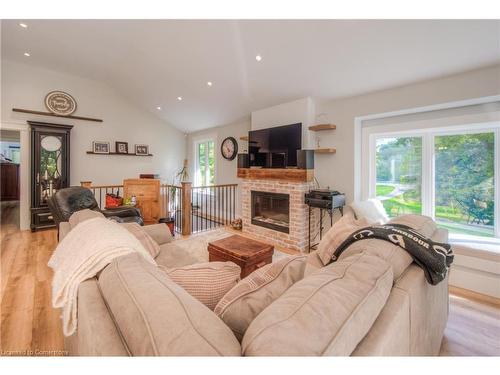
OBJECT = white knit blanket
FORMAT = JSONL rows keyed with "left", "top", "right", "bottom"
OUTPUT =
{"left": 48, "top": 217, "right": 155, "bottom": 336}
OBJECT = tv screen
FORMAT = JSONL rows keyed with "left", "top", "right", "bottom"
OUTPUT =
{"left": 248, "top": 123, "right": 302, "bottom": 168}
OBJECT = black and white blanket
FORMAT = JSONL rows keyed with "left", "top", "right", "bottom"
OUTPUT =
{"left": 331, "top": 224, "right": 454, "bottom": 285}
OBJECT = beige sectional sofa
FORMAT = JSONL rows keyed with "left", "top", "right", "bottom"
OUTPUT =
{"left": 58, "top": 217, "right": 449, "bottom": 356}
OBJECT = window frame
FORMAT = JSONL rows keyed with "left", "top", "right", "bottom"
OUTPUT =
{"left": 193, "top": 137, "right": 217, "bottom": 187}
{"left": 368, "top": 123, "right": 500, "bottom": 240}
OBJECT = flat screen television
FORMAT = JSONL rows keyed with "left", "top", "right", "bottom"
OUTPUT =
{"left": 248, "top": 123, "right": 302, "bottom": 168}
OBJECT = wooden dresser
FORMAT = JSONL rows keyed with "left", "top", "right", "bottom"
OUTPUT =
{"left": 1, "top": 162, "right": 20, "bottom": 201}
{"left": 123, "top": 178, "right": 160, "bottom": 225}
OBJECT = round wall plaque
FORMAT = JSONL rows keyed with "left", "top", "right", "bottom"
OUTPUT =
{"left": 44, "top": 91, "right": 77, "bottom": 115}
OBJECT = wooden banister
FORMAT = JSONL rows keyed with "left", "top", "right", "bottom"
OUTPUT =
{"left": 181, "top": 181, "right": 192, "bottom": 236}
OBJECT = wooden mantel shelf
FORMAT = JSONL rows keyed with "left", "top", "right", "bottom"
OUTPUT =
{"left": 12, "top": 108, "right": 103, "bottom": 122}
{"left": 308, "top": 124, "right": 336, "bottom": 131}
{"left": 86, "top": 151, "right": 153, "bottom": 156}
{"left": 315, "top": 148, "right": 336, "bottom": 154}
{"left": 237, "top": 168, "right": 313, "bottom": 182}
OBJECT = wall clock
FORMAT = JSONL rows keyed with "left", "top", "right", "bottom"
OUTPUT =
{"left": 221, "top": 137, "right": 238, "bottom": 160}
{"left": 45, "top": 91, "right": 77, "bottom": 115}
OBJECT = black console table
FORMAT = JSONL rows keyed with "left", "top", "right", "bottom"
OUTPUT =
{"left": 305, "top": 190, "right": 346, "bottom": 250}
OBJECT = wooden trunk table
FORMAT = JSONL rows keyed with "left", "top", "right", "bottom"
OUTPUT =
{"left": 208, "top": 235, "right": 274, "bottom": 278}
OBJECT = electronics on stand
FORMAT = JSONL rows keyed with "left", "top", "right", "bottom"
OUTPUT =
{"left": 237, "top": 153, "right": 249, "bottom": 168}
{"left": 305, "top": 189, "right": 346, "bottom": 251}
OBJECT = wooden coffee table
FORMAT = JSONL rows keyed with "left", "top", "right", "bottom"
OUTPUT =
{"left": 208, "top": 235, "right": 274, "bottom": 278}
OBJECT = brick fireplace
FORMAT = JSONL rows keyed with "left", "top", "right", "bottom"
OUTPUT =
{"left": 241, "top": 176, "right": 316, "bottom": 252}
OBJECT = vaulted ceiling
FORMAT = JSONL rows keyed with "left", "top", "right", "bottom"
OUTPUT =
{"left": 2, "top": 19, "right": 499, "bottom": 132}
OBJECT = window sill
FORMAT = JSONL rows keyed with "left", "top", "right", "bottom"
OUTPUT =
{"left": 450, "top": 234, "right": 500, "bottom": 258}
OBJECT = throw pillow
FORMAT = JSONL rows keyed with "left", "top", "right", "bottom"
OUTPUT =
{"left": 214, "top": 255, "right": 307, "bottom": 341}
{"left": 120, "top": 222, "right": 161, "bottom": 258}
{"left": 350, "top": 198, "right": 389, "bottom": 224}
{"left": 68, "top": 209, "right": 105, "bottom": 229}
{"left": 317, "top": 214, "right": 370, "bottom": 265}
{"left": 161, "top": 261, "right": 241, "bottom": 310}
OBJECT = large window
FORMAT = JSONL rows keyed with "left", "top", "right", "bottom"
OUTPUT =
{"left": 372, "top": 126, "right": 499, "bottom": 240}
{"left": 376, "top": 136, "right": 422, "bottom": 217}
{"left": 434, "top": 132, "right": 495, "bottom": 238}
{"left": 195, "top": 139, "right": 215, "bottom": 186}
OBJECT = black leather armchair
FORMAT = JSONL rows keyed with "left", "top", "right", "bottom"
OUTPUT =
{"left": 47, "top": 186, "right": 144, "bottom": 228}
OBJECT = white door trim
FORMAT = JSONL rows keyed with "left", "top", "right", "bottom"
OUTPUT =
{"left": 1, "top": 122, "right": 30, "bottom": 230}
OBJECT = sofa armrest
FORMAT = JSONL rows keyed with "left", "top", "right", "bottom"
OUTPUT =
{"left": 102, "top": 206, "right": 142, "bottom": 219}
{"left": 432, "top": 228, "right": 448, "bottom": 243}
{"left": 142, "top": 223, "right": 174, "bottom": 246}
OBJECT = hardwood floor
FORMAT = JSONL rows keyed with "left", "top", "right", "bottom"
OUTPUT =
{"left": 1, "top": 202, "right": 65, "bottom": 356}
{"left": 1, "top": 203, "right": 499, "bottom": 356}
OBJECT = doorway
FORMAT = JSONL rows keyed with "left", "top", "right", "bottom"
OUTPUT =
{"left": 1, "top": 129, "right": 21, "bottom": 230}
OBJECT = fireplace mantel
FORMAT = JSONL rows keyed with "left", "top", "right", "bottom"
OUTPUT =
{"left": 237, "top": 168, "right": 313, "bottom": 182}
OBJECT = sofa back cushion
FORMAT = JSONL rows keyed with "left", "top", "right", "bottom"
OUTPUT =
{"left": 98, "top": 253, "right": 241, "bottom": 356}
{"left": 335, "top": 214, "right": 441, "bottom": 281}
{"left": 68, "top": 208, "right": 104, "bottom": 229}
{"left": 317, "top": 214, "right": 370, "bottom": 266}
{"left": 120, "top": 222, "right": 161, "bottom": 258}
{"left": 214, "top": 255, "right": 307, "bottom": 341}
{"left": 161, "top": 261, "right": 241, "bottom": 310}
{"left": 241, "top": 252, "right": 393, "bottom": 356}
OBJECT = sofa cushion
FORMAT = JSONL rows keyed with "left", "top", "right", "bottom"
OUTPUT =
{"left": 160, "top": 261, "right": 241, "bottom": 310}
{"left": 142, "top": 223, "right": 174, "bottom": 246}
{"left": 350, "top": 198, "right": 389, "bottom": 224}
{"left": 214, "top": 255, "right": 307, "bottom": 341}
{"left": 155, "top": 242, "right": 203, "bottom": 269}
{"left": 317, "top": 214, "right": 370, "bottom": 266}
{"left": 98, "top": 253, "right": 241, "bottom": 356}
{"left": 334, "top": 214, "right": 440, "bottom": 281}
{"left": 68, "top": 209, "right": 105, "bottom": 229}
{"left": 336, "top": 238, "right": 413, "bottom": 281}
{"left": 120, "top": 222, "right": 161, "bottom": 258}
{"left": 241, "top": 252, "right": 393, "bottom": 356}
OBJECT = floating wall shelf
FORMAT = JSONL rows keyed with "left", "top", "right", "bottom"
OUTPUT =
{"left": 314, "top": 148, "right": 336, "bottom": 154}
{"left": 13, "top": 108, "right": 103, "bottom": 122}
{"left": 86, "top": 151, "right": 153, "bottom": 156}
{"left": 239, "top": 136, "right": 249, "bottom": 141}
{"left": 308, "top": 124, "right": 336, "bottom": 131}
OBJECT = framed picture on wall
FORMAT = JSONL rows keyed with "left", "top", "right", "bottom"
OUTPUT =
{"left": 115, "top": 141, "right": 129, "bottom": 154}
{"left": 92, "top": 141, "right": 110, "bottom": 154}
{"left": 135, "top": 144, "right": 149, "bottom": 155}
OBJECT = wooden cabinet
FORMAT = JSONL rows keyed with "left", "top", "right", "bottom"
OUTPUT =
{"left": 29, "top": 121, "right": 73, "bottom": 231}
{"left": 0, "top": 163, "right": 20, "bottom": 201}
{"left": 123, "top": 179, "right": 160, "bottom": 225}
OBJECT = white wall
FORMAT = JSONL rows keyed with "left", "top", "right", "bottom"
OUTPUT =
{"left": 1, "top": 60, "right": 186, "bottom": 229}
{"left": 187, "top": 117, "right": 250, "bottom": 216}
{"left": 313, "top": 64, "right": 500, "bottom": 203}
{"left": 1, "top": 60, "right": 186, "bottom": 186}
{"left": 251, "top": 97, "right": 316, "bottom": 149}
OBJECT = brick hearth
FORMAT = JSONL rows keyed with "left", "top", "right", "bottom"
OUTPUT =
{"left": 241, "top": 179, "right": 317, "bottom": 252}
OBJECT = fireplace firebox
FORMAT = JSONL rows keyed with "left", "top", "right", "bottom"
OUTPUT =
{"left": 251, "top": 191, "right": 290, "bottom": 233}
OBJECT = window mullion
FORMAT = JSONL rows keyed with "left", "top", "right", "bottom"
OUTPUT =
{"left": 495, "top": 128, "right": 500, "bottom": 238}
{"left": 205, "top": 141, "right": 210, "bottom": 186}
{"left": 421, "top": 133, "right": 434, "bottom": 218}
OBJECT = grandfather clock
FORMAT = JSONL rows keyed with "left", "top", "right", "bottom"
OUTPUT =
{"left": 29, "top": 121, "right": 73, "bottom": 231}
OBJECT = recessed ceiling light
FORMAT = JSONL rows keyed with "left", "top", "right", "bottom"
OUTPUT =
{"left": 19, "top": 22, "right": 28, "bottom": 28}
{"left": 23, "top": 52, "right": 30, "bottom": 57}
{"left": 207, "top": 81, "right": 213, "bottom": 87}
{"left": 177, "top": 96, "right": 183, "bottom": 101}
{"left": 255, "top": 55, "right": 262, "bottom": 62}
{"left": 156, "top": 106, "right": 162, "bottom": 110}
